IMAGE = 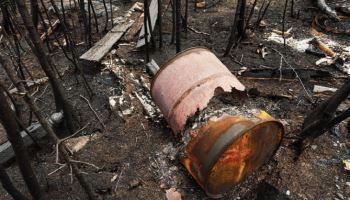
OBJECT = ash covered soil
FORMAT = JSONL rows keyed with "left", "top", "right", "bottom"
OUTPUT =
{"left": 1, "top": 0, "right": 350, "bottom": 199}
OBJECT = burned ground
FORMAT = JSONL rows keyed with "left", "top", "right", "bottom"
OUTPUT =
{"left": 0, "top": 0, "right": 349, "bottom": 199}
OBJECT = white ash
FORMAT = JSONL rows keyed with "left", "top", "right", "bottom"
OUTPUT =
{"left": 109, "top": 93, "right": 134, "bottom": 117}
{"left": 181, "top": 95, "right": 260, "bottom": 145}
{"left": 150, "top": 143, "right": 182, "bottom": 189}
{"left": 102, "top": 56, "right": 162, "bottom": 122}
{"left": 129, "top": 73, "right": 163, "bottom": 122}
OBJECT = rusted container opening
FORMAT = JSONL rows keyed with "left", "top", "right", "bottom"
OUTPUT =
{"left": 151, "top": 47, "right": 284, "bottom": 198}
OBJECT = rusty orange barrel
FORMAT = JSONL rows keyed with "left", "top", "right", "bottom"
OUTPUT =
{"left": 151, "top": 47, "right": 284, "bottom": 197}
{"left": 182, "top": 111, "right": 284, "bottom": 198}
{"left": 151, "top": 47, "right": 245, "bottom": 134}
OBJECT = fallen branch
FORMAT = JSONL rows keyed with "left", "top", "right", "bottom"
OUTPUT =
{"left": 56, "top": 123, "right": 90, "bottom": 164}
{"left": 271, "top": 48, "right": 314, "bottom": 101}
{"left": 293, "top": 80, "right": 350, "bottom": 158}
{"left": 0, "top": 53, "right": 97, "bottom": 200}
{"left": 80, "top": 95, "right": 106, "bottom": 130}
{"left": 40, "top": 20, "right": 60, "bottom": 41}
{"left": 9, "top": 77, "right": 48, "bottom": 94}
{"left": 187, "top": 26, "right": 210, "bottom": 36}
{"left": 314, "top": 0, "right": 339, "bottom": 20}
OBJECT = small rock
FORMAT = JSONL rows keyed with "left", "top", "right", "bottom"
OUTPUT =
{"left": 286, "top": 190, "right": 290, "bottom": 196}
{"left": 111, "top": 174, "right": 118, "bottom": 182}
{"left": 128, "top": 179, "right": 141, "bottom": 190}
{"left": 311, "top": 145, "right": 317, "bottom": 150}
{"left": 336, "top": 193, "right": 344, "bottom": 200}
{"left": 346, "top": 182, "right": 350, "bottom": 187}
{"left": 336, "top": 184, "right": 341, "bottom": 190}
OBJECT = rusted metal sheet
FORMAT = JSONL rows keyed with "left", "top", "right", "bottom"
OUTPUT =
{"left": 182, "top": 111, "right": 284, "bottom": 197}
{"left": 151, "top": 47, "right": 245, "bottom": 133}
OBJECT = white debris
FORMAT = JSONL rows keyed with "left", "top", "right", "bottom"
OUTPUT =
{"left": 109, "top": 94, "right": 134, "bottom": 117}
{"left": 111, "top": 174, "right": 118, "bottom": 182}
{"left": 316, "top": 55, "right": 350, "bottom": 76}
{"left": 315, "top": 57, "right": 335, "bottom": 66}
{"left": 313, "top": 85, "right": 337, "bottom": 93}
{"left": 109, "top": 95, "right": 119, "bottom": 109}
{"left": 286, "top": 190, "right": 291, "bottom": 196}
{"left": 267, "top": 32, "right": 313, "bottom": 52}
{"left": 134, "top": 91, "right": 157, "bottom": 119}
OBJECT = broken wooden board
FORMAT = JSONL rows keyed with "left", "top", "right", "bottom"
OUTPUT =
{"left": 0, "top": 123, "right": 43, "bottom": 164}
{"left": 136, "top": 0, "right": 158, "bottom": 47}
{"left": 125, "top": 13, "right": 145, "bottom": 42}
{"left": 79, "top": 21, "right": 134, "bottom": 62}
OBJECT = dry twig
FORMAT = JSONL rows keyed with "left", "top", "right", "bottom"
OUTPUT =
{"left": 271, "top": 48, "right": 313, "bottom": 101}
{"left": 80, "top": 95, "right": 106, "bottom": 130}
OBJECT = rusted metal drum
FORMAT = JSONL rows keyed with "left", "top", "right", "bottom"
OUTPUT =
{"left": 151, "top": 47, "right": 245, "bottom": 134}
{"left": 182, "top": 111, "right": 284, "bottom": 198}
{"left": 151, "top": 47, "right": 284, "bottom": 197}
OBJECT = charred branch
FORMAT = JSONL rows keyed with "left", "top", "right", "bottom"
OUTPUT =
{"left": 293, "top": 80, "right": 350, "bottom": 157}
{"left": 14, "top": 0, "right": 78, "bottom": 133}
{"left": 0, "top": 52, "right": 97, "bottom": 200}
{"left": 175, "top": 0, "right": 181, "bottom": 52}
{"left": 0, "top": 87, "right": 43, "bottom": 200}
{"left": 0, "top": 164, "right": 28, "bottom": 200}
{"left": 314, "top": 0, "right": 339, "bottom": 20}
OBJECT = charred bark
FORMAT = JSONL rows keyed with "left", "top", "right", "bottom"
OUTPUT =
{"left": 30, "top": 0, "right": 39, "bottom": 29}
{"left": 314, "top": 0, "right": 339, "bottom": 20}
{"left": 224, "top": 0, "right": 243, "bottom": 56}
{"left": 171, "top": 0, "right": 176, "bottom": 44}
{"left": 14, "top": 0, "right": 78, "bottom": 133}
{"left": 158, "top": 0, "right": 163, "bottom": 48}
{"left": 102, "top": 0, "right": 109, "bottom": 31}
{"left": 1, "top": 5, "right": 15, "bottom": 34}
{"left": 237, "top": 0, "right": 246, "bottom": 37}
{"left": 79, "top": 0, "right": 88, "bottom": 43}
{"left": 175, "top": 0, "right": 181, "bottom": 52}
{"left": 0, "top": 52, "right": 96, "bottom": 200}
{"left": 293, "top": 80, "right": 350, "bottom": 157}
{"left": 144, "top": 0, "right": 150, "bottom": 62}
{"left": 48, "top": 0, "right": 93, "bottom": 97}
{"left": 0, "top": 164, "right": 28, "bottom": 200}
{"left": 0, "top": 88, "right": 43, "bottom": 200}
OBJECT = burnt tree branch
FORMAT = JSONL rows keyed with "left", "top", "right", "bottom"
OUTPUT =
{"left": 0, "top": 87, "right": 43, "bottom": 200}
{"left": 0, "top": 52, "right": 97, "bottom": 200}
